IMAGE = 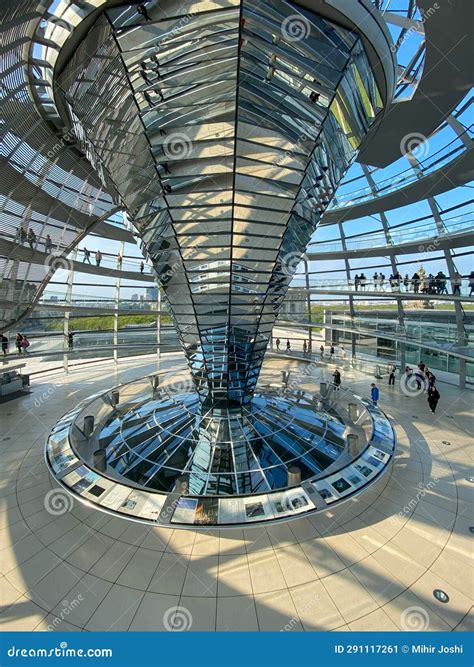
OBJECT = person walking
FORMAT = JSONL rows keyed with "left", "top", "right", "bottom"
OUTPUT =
{"left": 370, "top": 382, "right": 379, "bottom": 406}
{"left": 427, "top": 371, "right": 436, "bottom": 391}
{"left": 303, "top": 340, "right": 307, "bottom": 357}
{"left": 117, "top": 253, "right": 123, "bottom": 270}
{"left": 68, "top": 331, "right": 74, "bottom": 350}
{"left": 330, "top": 344, "right": 335, "bottom": 361}
{"left": 95, "top": 250, "right": 102, "bottom": 267}
{"left": 44, "top": 234, "right": 53, "bottom": 253}
{"left": 319, "top": 344, "right": 324, "bottom": 359}
{"left": 15, "top": 333, "right": 23, "bottom": 354}
{"left": 340, "top": 346, "right": 346, "bottom": 363}
{"left": 27, "top": 228, "right": 36, "bottom": 249}
{"left": 1, "top": 334, "right": 8, "bottom": 356}
{"left": 275, "top": 337, "right": 280, "bottom": 352}
{"left": 427, "top": 386, "right": 440, "bottom": 413}
{"left": 286, "top": 339, "right": 291, "bottom": 354}
{"left": 333, "top": 368, "right": 341, "bottom": 389}
{"left": 20, "top": 335, "right": 30, "bottom": 354}
{"left": 469, "top": 270, "right": 474, "bottom": 297}
{"left": 140, "top": 261, "right": 145, "bottom": 274}
{"left": 83, "top": 247, "right": 91, "bottom": 264}
{"left": 388, "top": 365, "right": 396, "bottom": 386}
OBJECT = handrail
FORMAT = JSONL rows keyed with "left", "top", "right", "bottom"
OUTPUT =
{"left": 327, "top": 134, "right": 470, "bottom": 210}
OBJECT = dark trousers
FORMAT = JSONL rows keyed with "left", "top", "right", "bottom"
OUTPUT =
{"left": 388, "top": 374, "right": 395, "bottom": 385}
{"left": 428, "top": 398, "right": 439, "bottom": 412}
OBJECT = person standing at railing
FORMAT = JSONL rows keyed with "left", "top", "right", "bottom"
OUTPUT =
{"left": 378, "top": 273, "right": 385, "bottom": 291}
{"left": 359, "top": 273, "right": 367, "bottom": 290}
{"left": 451, "top": 271, "right": 462, "bottom": 296}
{"left": 403, "top": 274, "right": 410, "bottom": 292}
{"left": 44, "top": 234, "right": 53, "bottom": 254}
{"left": 354, "top": 274, "right": 359, "bottom": 291}
{"left": 436, "top": 271, "right": 448, "bottom": 294}
{"left": 95, "top": 250, "right": 102, "bottom": 267}
{"left": 418, "top": 265, "right": 426, "bottom": 292}
{"left": 373, "top": 272, "right": 379, "bottom": 291}
{"left": 412, "top": 272, "right": 420, "bottom": 294}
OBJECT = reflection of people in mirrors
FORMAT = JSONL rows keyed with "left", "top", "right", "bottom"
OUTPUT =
{"left": 137, "top": 4, "right": 152, "bottom": 21}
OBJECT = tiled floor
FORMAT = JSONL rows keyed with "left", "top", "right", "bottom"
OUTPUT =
{"left": 0, "top": 353, "right": 472, "bottom": 632}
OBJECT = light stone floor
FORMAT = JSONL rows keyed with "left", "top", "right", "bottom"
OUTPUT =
{"left": 0, "top": 353, "right": 472, "bottom": 632}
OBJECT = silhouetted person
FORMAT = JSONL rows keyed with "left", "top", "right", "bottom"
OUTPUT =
{"left": 333, "top": 369, "right": 341, "bottom": 389}
{"left": 27, "top": 228, "right": 36, "bottom": 249}
{"left": 140, "top": 261, "right": 145, "bottom": 274}
{"left": 276, "top": 337, "right": 280, "bottom": 351}
{"left": 427, "top": 386, "right": 440, "bottom": 413}
{"left": 1, "top": 334, "right": 8, "bottom": 356}
{"left": 388, "top": 365, "right": 396, "bottom": 386}
{"left": 286, "top": 339, "right": 291, "bottom": 354}
{"left": 68, "top": 331, "right": 74, "bottom": 350}
{"left": 137, "top": 4, "right": 151, "bottom": 21}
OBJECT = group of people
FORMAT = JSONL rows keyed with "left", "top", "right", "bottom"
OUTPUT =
{"left": 3, "top": 333, "right": 31, "bottom": 355}
{"left": 82, "top": 248, "right": 146, "bottom": 273}
{"left": 331, "top": 368, "right": 380, "bottom": 407}
{"left": 352, "top": 267, "right": 471, "bottom": 295}
{"left": 387, "top": 361, "right": 441, "bottom": 413}
{"left": 275, "top": 338, "right": 293, "bottom": 354}
{"left": 82, "top": 248, "right": 103, "bottom": 266}
{"left": 16, "top": 228, "right": 54, "bottom": 253}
